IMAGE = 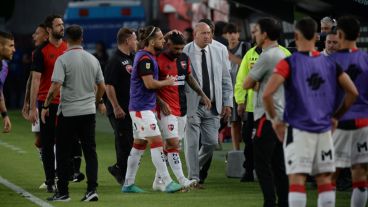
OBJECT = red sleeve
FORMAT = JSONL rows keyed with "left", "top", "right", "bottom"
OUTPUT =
{"left": 187, "top": 58, "right": 192, "bottom": 74}
{"left": 274, "top": 59, "right": 290, "bottom": 79}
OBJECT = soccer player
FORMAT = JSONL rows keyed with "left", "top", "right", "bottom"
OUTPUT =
{"left": 122, "top": 26, "right": 182, "bottom": 193}
{"left": 330, "top": 16, "right": 368, "bottom": 207}
{"left": 262, "top": 17, "right": 358, "bottom": 207}
{"left": 152, "top": 31, "right": 211, "bottom": 191}
{"left": 29, "top": 15, "right": 67, "bottom": 192}
{"left": 0, "top": 30, "right": 15, "bottom": 133}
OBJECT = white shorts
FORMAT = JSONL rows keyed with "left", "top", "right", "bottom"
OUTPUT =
{"left": 130, "top": 110, "right": 161, "bottom": 139}
{"left": 333, "top": 127, "right": 368, "bottom": 168}
{"left": 31, "top": 109, "right": 40, "bottom": 132}
{"left": 157, "top": 112, "right": 187, "bottom": 140}
{"left": 284, "top": 127, "right": 335, "bottom": 175}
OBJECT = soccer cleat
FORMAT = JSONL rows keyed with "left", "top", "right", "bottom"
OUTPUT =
{"left": 108, "top": 165, "right": 124, "bottom": 184}
{"left": 122, "top": 184, "right": 145, "bottom": 193}
{"left": 81, "top": 190, "right": 98, "bottom": 202}
{"left": 164, "top": 181, "right": 182, "bottom": 193}
{"left": 47, "top": 192, "right": 71, "bottom": 202}
{"left": 72, "top": 172, "right": 85, "bottom": 183}
{"left": 152, "top": 178, "right": 166, "bottom": 192}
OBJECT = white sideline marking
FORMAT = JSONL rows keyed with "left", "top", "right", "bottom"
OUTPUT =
{"left": 0, "top": 176, "right": 54, "bottom": 207}
{"left": 0, "top": 139, "right": 27, "bottom": 154}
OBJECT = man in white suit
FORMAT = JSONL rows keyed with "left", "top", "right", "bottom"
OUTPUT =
{"left": 183, "top": 22, "right": 233, "bottom": 187}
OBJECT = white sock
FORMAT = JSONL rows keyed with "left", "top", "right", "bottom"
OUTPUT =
{"left": 167, "top": 150, "right": 186, "bottom": 184}
{"left": 289, "top": 192, "right": 306, "bottom": 207}
{"left": 351, "top": 187, "right": 368, "bottom": 207}
{"left": 318, "top": 191, "right": 335, "bottom": 207}
{"left": 151, "top": 146, "right": 172, "bottom": 185}
{"left": 124, "top": 147, "right": 145, "bottom": 186}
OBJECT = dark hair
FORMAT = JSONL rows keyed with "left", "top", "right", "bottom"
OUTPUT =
{"left": 166, "top": 32, "right": 185, "bottom": 45}
{"left": 295, "top": 17, "right": 317, "bottom": 41}
{"left": 214, "top": 21, "right": 227, "bottom": 36}
{"left": 137, "top": 26, "right": 161, "bottom": 47}
{"left": 38, "top": 23, "right": 47, "bottom": 30}
{"left": 184, "top": 27, "right": 193, "bottom": 34}
{"left": 223, "top": 23, "right": 238, "bottom": 34}
{"left": 199, "top": 18, "right": 214, "bottom": 32}
{"left": 117, "top": 28, "right": 134, "bottom": 44}
{"left": 0, "top": 30, "right": 14, "bottom": 41}
{"left": 65, "top": 24, "right": 83, "bottom": 41}
{"left": 337, "top": 16, "right": 360, "bottom": 41}
{"left": 256, "top": 17, "right": 281, "bottom": 41}
{"left": 44, "top": 14, "right": 62, "bottom": 29}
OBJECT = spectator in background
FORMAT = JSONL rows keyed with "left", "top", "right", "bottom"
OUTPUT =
{"left": 223, "top": 23, "right": 251, "bottom": 150}
{"left": 183, "top": 27, "right": 194, "bottom": 43}
{"left": 214, "top": 21, "right": 228, "bottom": 46}
{"left": 321, "top": 30, "right": 339, "bottom": 56}
{"left": 93, "top": 41, "right": 109, "bottom": 71}
{"left": 316, "top": 16, "right": 337, "bottom": 51}
{"left": 0, "top": 30, "right": 15, "bottom": 133}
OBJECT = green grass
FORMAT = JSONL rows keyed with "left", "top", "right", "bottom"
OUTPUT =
{"left": 0, "top": 110, "right": 351, "bottom": 206}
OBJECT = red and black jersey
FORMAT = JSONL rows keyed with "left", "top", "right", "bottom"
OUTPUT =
{"left": 30, "top": 41, "right": 67, "bottom": 103}
{"left": 157, "top": 52, "right": 191, "bottom": 116}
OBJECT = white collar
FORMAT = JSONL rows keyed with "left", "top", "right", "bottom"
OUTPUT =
{"left": 194, "top": 42, "right": 209, "bottom": 53}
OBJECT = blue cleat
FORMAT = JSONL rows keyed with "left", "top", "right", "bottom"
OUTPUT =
{"left": 122, "top": 184, "right": 145, "bottom": 193}
{"left": 164, "top": 181, "right": 182, "bottom": 193}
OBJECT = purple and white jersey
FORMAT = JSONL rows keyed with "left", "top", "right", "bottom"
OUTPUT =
{"left": 129, "top": 50, "right": 159, "bottom": 111}
{"left": 275, "top": 51, "right": 342, "bottom": 133}
{"left": 329, "top": 49, "right": 368, "bottom": 121}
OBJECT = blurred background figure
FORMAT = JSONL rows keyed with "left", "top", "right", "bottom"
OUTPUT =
{"left": 93, "top": 41, "right": 109, "bottom": 72}
{"left": 183, "top": 27, "right": 194, "bottom": 44}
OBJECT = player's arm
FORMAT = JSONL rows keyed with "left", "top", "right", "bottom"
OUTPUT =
{"left": 29, "top": 48, "right": 44, "bottom": 124}
{"left": 22, "top": 73, "right": 32, "bottom": 119}
{"left": 186, "top": 74, "right": 211, "bottom": 109}
{"left": 40, "top": 81, "right": 61, "bottom": 124}
{"left": 0, "top": 90, "right": 11, "bottom": 133}
{"left": 95, "top": 81, "right": 106, "bottom": 106}
{"left": 333, "top": 72, "right": 358, "bottom": 120}
{"left": 106, "top": 84, "right": 124, "bottom": 118}
{"left": 157, "top": 96, "right": 171, "bottom": 116}
{"left": 138, "top": 58, "right": 175, "bottom": 89}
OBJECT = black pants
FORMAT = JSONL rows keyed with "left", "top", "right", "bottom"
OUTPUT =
{"left": 107, "top": 114, "right": 133, "bottom": 177}
{"left": 242, "top": 112, "right": 254, "bottom": 175}
{"left": 253, "top": 116, "right": 288, "bottom": 207}
{"left": 56, "top": 113, "right": 98, "bottom": 194}
{"left": 38, "top": 101, "right": 58, "bottom": 186}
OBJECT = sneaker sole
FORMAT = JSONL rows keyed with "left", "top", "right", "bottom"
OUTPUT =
{"left": 82, "top": 195, "right": 98, "bottom": 202}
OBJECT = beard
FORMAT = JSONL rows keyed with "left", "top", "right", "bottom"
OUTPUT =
{"left": 168, "top": 51, "right": 180, "bottom": 59}
{"left": 154, "top": 46, "right": 163, "bottom": 53}
{"left": 52, "top": 31, "right": 64, "bottom": 40}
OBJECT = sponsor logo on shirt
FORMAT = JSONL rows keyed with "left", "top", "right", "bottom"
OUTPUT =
{"left": 125, "top": 65, "right": 133, "bottom": 74}
{"left": 307, "top": 73, "right": 325, "bottom": 90}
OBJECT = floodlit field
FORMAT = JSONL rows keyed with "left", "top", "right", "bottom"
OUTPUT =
{"left": 0, "top": 111, "right": 351, "bottom": 207}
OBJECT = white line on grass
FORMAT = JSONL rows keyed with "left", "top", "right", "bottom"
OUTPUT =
{"left": 0, "top": 139, "right": 27, "bottom": 154}
{"left": 0, "top": 176, "right": 54, "bottom": 207}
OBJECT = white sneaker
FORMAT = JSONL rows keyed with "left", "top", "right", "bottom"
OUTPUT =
{"left": 152, "top": 177, "right": 165, "bottom": 192}
{"left": 39, "top": 182, "right": 47, "bottom": 189}
{"left": 180, "top": 178, "right": 197, "bottom": 188}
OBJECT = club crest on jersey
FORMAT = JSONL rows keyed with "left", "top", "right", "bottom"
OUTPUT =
{"left": 168, "top": 124, "right": 174, "bottom": 131}
{"left": 146, "top": 63, "right": 151, "bottom": 69}
{"left": 125, "top": 65, "right": 133, "bottom": 74}
{"left": 180, "top": 61, "right": 187, "bottom": 69}
{"left": 150, "top": 124, "right": 156, "bottom": 130}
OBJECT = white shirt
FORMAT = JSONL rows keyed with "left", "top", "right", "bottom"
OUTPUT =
{"left": 193, "top": 42, "right": 214, "bottom": 100}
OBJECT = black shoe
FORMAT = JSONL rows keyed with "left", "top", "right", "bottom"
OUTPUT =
{"left": 108, "top": 165, "right": 124, "bottom": 184}
{"left": 72, "top": 172, "right": 85, "bottom": 182}
{"left": 81, "top": 190, "right": 98, "bottom": 202}
{"left": 47, "top": 192, "right": 70, "bottom": 202}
